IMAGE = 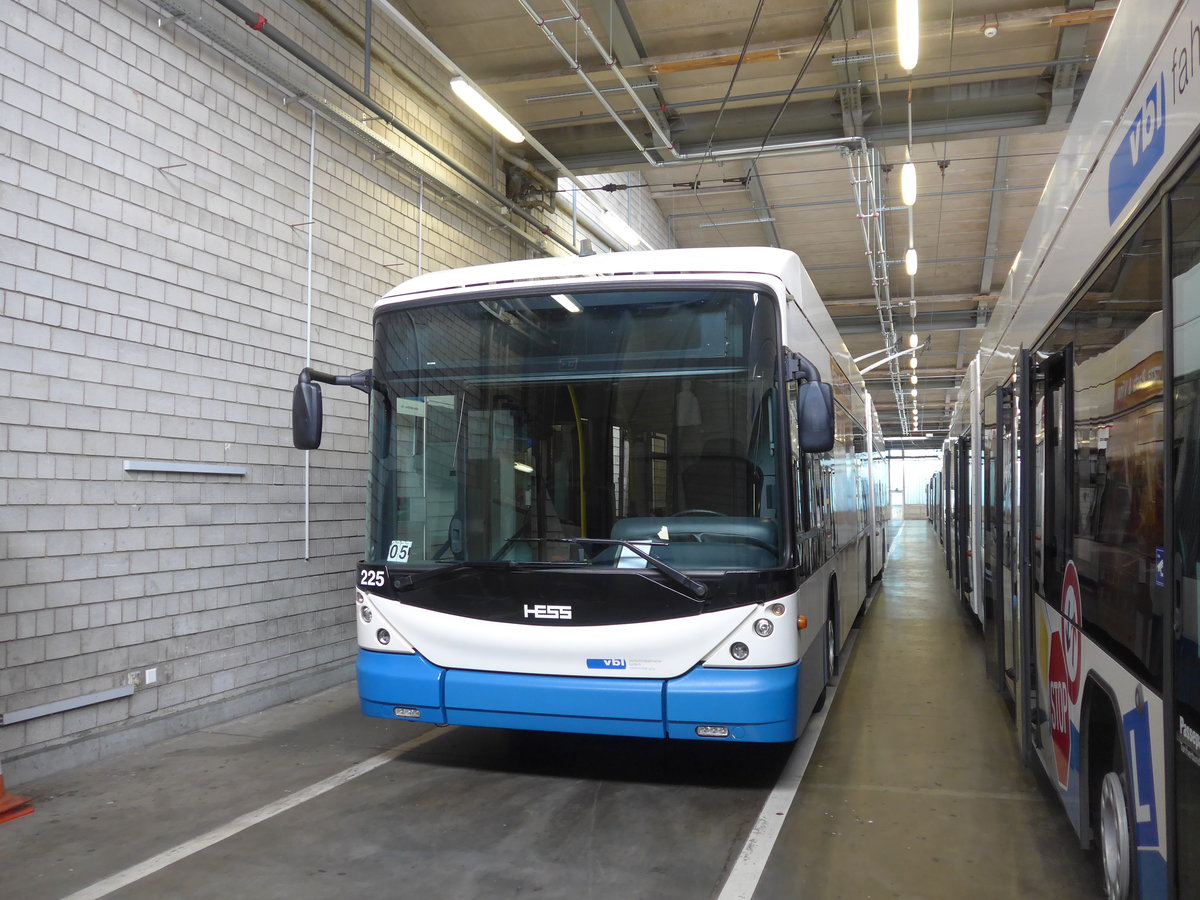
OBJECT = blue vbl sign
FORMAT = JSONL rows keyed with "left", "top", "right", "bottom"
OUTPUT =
{"left": 1109, "top": 73, "right": 1167, "bottom": 224}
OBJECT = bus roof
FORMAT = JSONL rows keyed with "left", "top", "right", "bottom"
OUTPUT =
{"left": 376, "top": 245, "right": 869, "bottom": 413}
{"left": 378, "top": 247, "right": 806, "bottom": 306}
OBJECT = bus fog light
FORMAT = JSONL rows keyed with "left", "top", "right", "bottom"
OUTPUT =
{"left": 393, "top": 707, "right": 420, "bottom": 719}
{"left": 768, "top": 603, "right": 786, "bottom": 616}
{"left": 730, "top": 642, "right": 749, "bottom": 660}
{"left": 696, "top": 725, "right": 729, "bottom": 737}
{"left": 376, "top": 628, "right": 391, "bottom": 645}
{"left": 754, "top": 618, "right": 774, "bottom": 637}
{"left": 360, "top": 605, "right": 373, "bottom": 623}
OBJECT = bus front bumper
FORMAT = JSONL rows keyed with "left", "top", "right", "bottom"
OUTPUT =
{"left": 356, "top": 649, "right": 801, "bottom": 742}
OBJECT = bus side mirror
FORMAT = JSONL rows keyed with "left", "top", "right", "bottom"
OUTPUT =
{"left": 293, "top": 380, "right": 323, "bottom": 450}
{"left": 797, "top": 381, "right": 835, "bottom": 453}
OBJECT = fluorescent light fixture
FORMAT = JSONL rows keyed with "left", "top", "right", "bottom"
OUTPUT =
{"left": 450, "top": 77, "right": 524, "bottom": 143}
{"left": 897, "top": 0, "right": 920, "bottom": 71}
{"left": 901, "top": 150, "right": 917, "bottom": 206}
{"left": 905, "top": 246, "right": 918, "bottom": 276}
{"left": 908, "top": 332, "right": 919, "bottom": 349}
{"left": 601, "top": 209, "right": 643, "bottom": 247}
{"left": 514, "top": 461, "right": 534, "bottom": 474}
{"left": 909, "top": 354, "right": 918, "bottom": 369}
{"left": 911, "top": 388, "right": 918, "bottom": 397}
{"left": 552, "top": 293, "right": 582, "bottom": 313}
{"left": 910, "top": 374, "right": 918, "bottom": 385}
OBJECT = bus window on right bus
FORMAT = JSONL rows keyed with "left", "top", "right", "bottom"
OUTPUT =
{"left": 1053, "top": 208, "right": 1165, "bottom": 685}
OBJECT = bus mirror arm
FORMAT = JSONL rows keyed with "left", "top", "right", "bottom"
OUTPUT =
{"left": 788, "top": 352, "right": 835, "bottom": 453}
{"left": 292, "top": 367, "right": 373, "bottom": 450}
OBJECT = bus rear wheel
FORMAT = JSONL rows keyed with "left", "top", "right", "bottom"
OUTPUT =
{"left": 1099, "top": 769, "right": 1134, "bottom": 900}
{"left": 813, "top": 614, "right": 836, "bottom": 712}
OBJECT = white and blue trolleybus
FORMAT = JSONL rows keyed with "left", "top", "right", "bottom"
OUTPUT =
{"left": 294, "top": 247, "right": 885, "bottom": 743}
{"left": 941, "top": 2, "right": 1200, "bottom": 897}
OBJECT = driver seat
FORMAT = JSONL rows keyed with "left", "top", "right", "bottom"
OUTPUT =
{"left": 681, "top": 439, "right": 760, "bottom": 516}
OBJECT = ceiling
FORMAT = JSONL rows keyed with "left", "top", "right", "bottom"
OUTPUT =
{"left": 390, "top": 0, "right": 1118, "bottom": 444}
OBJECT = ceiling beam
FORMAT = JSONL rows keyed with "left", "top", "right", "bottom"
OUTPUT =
{"left": 539, "top": 75, "right": 1070, "bottom": 171}
{"left": 824, "top": 293, "right": 997, "bottom": 308}
{"left": 1046, "top": 4, "right": 1091, "bottom": 125}
{"left": 642, "top": 3, "right": 1116, "bottom": 74}
{"left": 979, "top": 135, "right": 1009, "bottom": 295}
{"left": 587, "top": 0, "right": 673, "bottom": 141}
{"left": 830, "top": 0, "right": 865, "bottom": 138}
{"left": 833, "top": 308, "right": 993, "bottom": 334}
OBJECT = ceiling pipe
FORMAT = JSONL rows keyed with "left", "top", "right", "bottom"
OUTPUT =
{"left": 523, "top": 56, "right": 1095, "bottom": 129}
{"left": 553, "top": 0, "right": 676, "bottom": 154}
{"left": 372, "top": 0, "right": 643, "bottom": 250}
{"left": 516, "top": 0, "right": 663, "bottom": 166}
{"left": 514, "top": 2, "right": 871, "bottom": 171}
{"left": 147, "top": 0, "right": 568, "bottom": 257}
{"left": 206, "top": 0, "right": 579, "bottom": 255}
{"left": 661, "top": 135, "right": 865, "bottom": 166}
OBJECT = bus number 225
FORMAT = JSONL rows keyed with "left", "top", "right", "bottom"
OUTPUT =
{"left": 359, "top": 568, "right": 387, "bottom": 589}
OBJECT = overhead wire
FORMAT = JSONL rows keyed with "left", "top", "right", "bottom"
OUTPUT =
{"left": 687, "top": 0, "right": 767, "bottom": 245}
{"left": 749, "top": 0, "right": 844, "bottom": 168}
{"left": 931, "top": 0, "right": 957, "bottom": 286}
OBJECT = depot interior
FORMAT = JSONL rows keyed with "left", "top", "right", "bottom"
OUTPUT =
{"left": 0, "top": 0, "right": 1118, "bottom": 889}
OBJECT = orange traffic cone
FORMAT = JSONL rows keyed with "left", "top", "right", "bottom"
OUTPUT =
{"left": 0, "top": 758, "right": 33, "bottom": 824}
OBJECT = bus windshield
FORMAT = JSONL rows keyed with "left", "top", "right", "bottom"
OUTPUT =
{"left": 366, "top": 286, "right": 784, "bottom": 572}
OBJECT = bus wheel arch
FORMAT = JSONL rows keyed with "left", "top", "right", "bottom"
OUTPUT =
{"left": 813, "top": 577, "right": 839, "bottom": 713}
{"left": 1080, "top": 676, "right": 1137, "bottom": 900}
{"left": 827, "top": 576, "right": 840, "bottom": 678}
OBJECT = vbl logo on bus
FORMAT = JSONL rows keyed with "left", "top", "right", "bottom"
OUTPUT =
{"left": 1108, "top": 72, "right": 1167, "bottom": 224}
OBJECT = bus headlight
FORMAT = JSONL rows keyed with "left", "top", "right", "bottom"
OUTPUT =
{"left": 376, "top": 628, "right": 391, "bottom": 645}
{"left": 768, "top": 603, "right": 786, "bottom": 616}
{"left": 730, "top": 642, "right": 749, "bottom": 660}
{"left": 754, "top": 618, "right": 774, "bottom": 637}
{"left": 360, "top": 605, "right": 373, "bottom": 623}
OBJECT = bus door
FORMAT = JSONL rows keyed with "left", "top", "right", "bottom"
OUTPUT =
{"left": 1174, "top": 356, "right": 1200, "bottom": 900}
{"left": 982, "top": 396, "right": 1002, "bottom": 688}
{"left": 956, "top": 434, "right": 971, "bottom": 607}
{"left": 1030, "top": 346, "right": 1074, "bottom": 763}
{"left": 991, "top": 381, "right": 1019, "bottom": 706}
{"left": 1170, "top": 176, "right": 1200, "bottom": 899}
{"left": 944, "top": 445, "right": 953, "bottom": 573}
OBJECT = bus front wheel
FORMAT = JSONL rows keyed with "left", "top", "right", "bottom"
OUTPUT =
{"left": 1099, "top": 769, "right": 1134, "bottom": 900}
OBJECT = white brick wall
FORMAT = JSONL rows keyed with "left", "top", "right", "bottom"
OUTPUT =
{"left": 0, "top": 0, "right": 668, "bottom": 774}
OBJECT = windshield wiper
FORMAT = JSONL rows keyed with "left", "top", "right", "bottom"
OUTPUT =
{"left": 556, "top": 538, "right": 708, "bottom": 600}
{"left": 393, "top": 541, "right": 707, "bottom": 601}
{"left": 391, "top": 560, "right": 515, "bottom": 592}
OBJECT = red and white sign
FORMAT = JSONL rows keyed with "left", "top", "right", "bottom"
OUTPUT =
{"left": 1049, "top": 561, "right": 1084, "bottom": 789}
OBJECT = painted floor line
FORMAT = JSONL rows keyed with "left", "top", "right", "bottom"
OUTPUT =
{"left": 62, "top": 726, "right": 449, "bottom": 900}
{"left": 715, "top": 629, "right": 860, "bottom": 900}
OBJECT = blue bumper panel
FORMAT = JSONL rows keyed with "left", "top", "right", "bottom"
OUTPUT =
{"left": 445, "top": 668, "right": 663, "bottom": 718}
{"left": 444, "top": 669, "right": 665, "bottom": 737}
{"left": 448, "top": 708, "right": 665, "bottom": 738}
{"left": 356, "top": 649, "right": 800, "bottom": 742}
{"left": 358, "top": 650, "right": 446, "bottom": 723}
{"left": 665, "top": 663, "right": 799, "bottom": 742}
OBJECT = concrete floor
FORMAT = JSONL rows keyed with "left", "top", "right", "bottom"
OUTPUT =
{"left": 0, "top": 522, "right": 1103, "bottom": 899}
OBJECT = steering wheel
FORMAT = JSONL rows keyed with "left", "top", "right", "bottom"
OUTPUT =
{"left": 672, "top": 509, "right": 726, "bottom": 517}
{"left": 692, "top": 531, "right": 777, "bottom": 553}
